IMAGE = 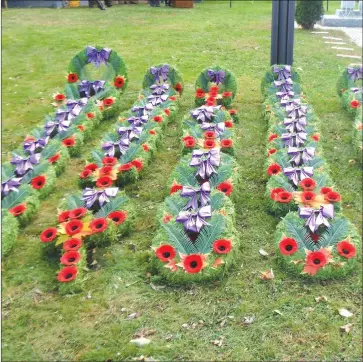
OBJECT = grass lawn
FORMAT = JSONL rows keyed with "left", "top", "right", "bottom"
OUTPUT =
{"left": 2, "top": 1, "right": 362, "bottom": 360}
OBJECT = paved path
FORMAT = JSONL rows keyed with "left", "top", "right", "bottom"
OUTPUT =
{"left": 315, "top": 24, "right": 362, "bottom": 47}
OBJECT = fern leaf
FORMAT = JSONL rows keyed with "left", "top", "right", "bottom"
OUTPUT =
{"left": 65, "top": 194, "right": 84, "bottom": 209}
{"left": 95, "top": 195, "right": 129, "bottom": 218}
{"left": 165, "top": 197, "right": 186, "bottom": 216}
{"left": 1, "top": 185, "right": 32, "bottom": 210}
{"left": 319, "top": 218, "right": 350, "bottom": 248}
{"left": 161, "top": 222, "right": 197, "bottom": 254}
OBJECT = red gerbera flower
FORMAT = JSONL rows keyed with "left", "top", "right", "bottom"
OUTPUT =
{"left": 57, "top": 266, "right": 78, "bottom": 282}
{"left": 153, "top": 115, "right": 163, "bottom": 123}
{"left": 204, "top": 131, "right": 216, "bottom": 139}
{"left": 102, "top": 157, "right": 117, "bottom": 166}
{"left": 65, "top": 219, "right": 83, "bottom": 236}
{"left": 48, "top": 152, "right": 60, "bottom": 163}
{"left": 162, "top": 214, "right": 173, "bottom": 224}
{"left": 99, "top": 166, "right": 113, "bottom": 176}
{"left": 69, "top": 207, "right": 87, "bottom": 219}
{"left": 217, "top": 181, "right": 233, "bottom": 196}
{"left": 170, "top": 182, "right": 183, "bottom": 195}
{"left": 195, "top": 88, "right": 206, "bottom": 98}
{"left": 174, "top": 83, "right": 183, "bottom": 94}
{"left": 77, "top": 125, "right": 85, "bottom": 132}
{"left": 267, "top": 163, "right": 281, "bottom": 176}
{"left": 164, "top": 109, "right": 171, "bottom": 116}
{"left": 170, "top": 96, "right": 177, "bottom": 101}
{"left": 80, "top": 169, "right": 92, "bottom": 179}
{"left": 268, "top": 148, "right": 277, "bottom": 157}
{"left": 149, "top": 130, "right": 156, "bottom": 135}
{"left": 221, "top": 139, "right": 233, "bottom": 148}
{"left": 63, "top": 238, "right": 82, "bottom": 251}
{"left": 223, "top": 91, "right": 233, "bottom": 98}
{"left": 131, "top": 159, "right": 143, "bottom": 172}
{"left": 54, "top": 93, "right": 66, "bottom": 101}
{"left": 182, "top": 254, "right": 206, "bottom": 274}
{"left": 24, "top": 135, "right": 36, "bottom": 142}
{"left": 268, "top": 133, "right": 278, "bottom": 142}
{"left": 108, "top": 210, "right": 128, "bottom": 225}
{"left": 40, "top": 227, "right": 58, "bottom": 243}
{"left": 9, "top": 203, "right": 27, "bottom": 217}
{"left": 85, "top": 163, "right": 98, "bottom": 172}
{"left": 301, "top": 191, "right": 316, "bottom": 203}
{"left": 228, "top": 109, "right": 237, "bottom": 115}
{"left": 86, "top": 112, "right": 95, "bottom": 119}
{"left": 320, "top": 187, "right": 333, "bottom": 195}
{"left": 114, "top": 76, "right": 125, "bottom": 89}
{"left": 155, "top": 244, "right": 176, "bottom": 262}
{"left": 103, "top": 98, "right": 115, "bottom": 107}
{"left": 300, "top": 178, "right": 316, "bottom": 191}
{"left": 304, "top": 249, "right": 330, "bottom": 275}
{"left": 62, "top": 137, "right": 75, "bottom": 147}
{"left": 279, "top": 237, "right": 298, "bottom": 256}
{"left": 325, "top": 191, "right": 341, "bottom": 203}
{"left": 311, "top": 133, "right": 320, "bottom": 142}
{"left": 213, "top": 239, "right": 232, "bottom": 254}
{"left": 276, "top": 191, "right": 293, "bottom": 203}
{"left": 119, "top": 163, "right": 133, "bottom": 172}
{"left": 350, "top": 99, "right": 361, "bottom": 109}
{"left": 183, "top": 136, "right": 196, "bottom": 148}
{"left": 67, "top": 73, "right": 78, "bottom": 83}
{"left": 336, "top": 240, "right": 356, "bottom": 259}
{"left": 31, "top": 175, "right": 46, "bottom": 189}
{"left": 60, "top": 250, "right": 81, "bottom": 266}
{"left": 225, "top": 121, "right": 233, "bottom": 128}
{"left": 206, "top": 96, "right": 216, "bottom": 104}
{"left": 96, "top": 176, "right": 113, "bottom": 188}
{"left": 58, "top": 210, "right": 70, "bottom": 223}
{"left": 210, "top": 86, "right": 219, "bottom": 93}
{"left": 142, "top": 143, "right": 150, "bottom": 152}
{"left": 90, "top": 218, "right": 108, "bottom": 233}
{"left": 270, "top": 187, "right": 285, "bottom": 200}
{"left": 204, "top": 139, "right": 216, "bottom": 149}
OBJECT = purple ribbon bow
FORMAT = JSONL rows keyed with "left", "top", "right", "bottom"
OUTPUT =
{"left": 287, "top": 146, "right": 315, "bottom": 166}
{"left": 176, "top": 205, "right": 212, "bottom": 233}
{"left": 127, "top": 115, "right": 149, "bottom": 127}
{"left": 44, "top": 118, "right": 71, "bottom": 137}
{"left": 299, "top": 204, "right": 334, "bottom": 233}
{"left": 150, "top": 83, "right": 170, "bottom": 95}
{"left": 150, "top": 65, "right": 169, "bottom": 83}
{"left": 283, "top": 166, "right": 314, "bottom": 186}
{"left": 131, "top": 104, "right": 153, "bottom": 116}
{"left": 281, "top": 131, "right": 307, "bottom": 147}
{"left": 180, "top": 182, "right": 211, "bottom": 210}
{"left": 147, "top": 94, "right": 168, "bottom": 107}
{"left": 1, "top": 177, "right": 22, "bottom": 197}
{"left": 78, "top": 80, "right": 105, "bottom": 98}
{"left": 200, "top": 121, "right": 226, "bottom": 136}
{"left": 276, "top": 90, "right": 295, "bottom": 99}
{"left": 273, "top": 65, "right": 292, "bottom": 80}
{"left": 86, "top": 46, "right": 111, "bottom": 67}
{"left": 351, "top": 87, "right": 363, "bottom": 94}
{"left": 82, "top": 187, "right": 119, "bottom": 209}
{"left": 274, "top": 78, "right": 293, "bottom": 93}
{"left": 102, "top": 138, "right": 130, "bottom": 157}
{"left": 190, "top": 149, "right": 221, "bottom": 180}
{"left": 117, "top": 126, "right": 142, "bottom": 141}
{"left": 191, "top": 106, "right": 215, "bottom": 123}
{"left": 207, "top": 69, "right": 225, "bottom": 85}
{"left": 66, "top": 98, "right": 88, "bottom": 118}
{"left": 23, "top": 137, "right": 49, "bottom": 154}
{"left": 285, "top": 99, "right": 308, "bottom": 118}
{"left": 283, "top": 117, "right": 307, "bottom": 133}
{"left": 347, "top": 66, "right": 363, "bottom": 82}
{"left": 10, "top": 153, "right": 41, "bottom": 176}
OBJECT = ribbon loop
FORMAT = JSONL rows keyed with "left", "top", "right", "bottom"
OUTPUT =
{"left": 207, "top": 69, "right": 225, "bottom": 85}
{"left": 281, "top": 131, "right": 307, "bottom": 147}
{"left": 176, "top": 205, "right": 212, "bottom": 233}
{"left": 273, "top": 65, "right": 292, "bottom": 80}
{"left": 86, "top": 46, "right": 111, "bottom": 67}
{"left": 181, "top": 182, "right": 211, "bottom": 210}
{"left": 78, "top": 80, "right": 105, "bottom": 98}
{"left": 150, "top": 83, "right": 170, "bottom": 95}
{"left": 283, "top": 166, "right": 314, "bottom": 186}
{"left": 10, "top": 153, "right": 41, "bottom": 176}
{"left": 23, "top": 137, "right": 49, "bottom": 154}
{"left": 274, "top": 78, "right": 293, "bottom": 93}
{"left": 287, "top": 146, "right": 315, "bottom": 166}
{"left": 200, "top": 121, "right": 226, "bottom": 136}
{"left": 150, "top": 65, "right": 169, "bottom": 83}
{"left": 190, "top": 149, "right": 221, "bottom": 180}
{"left": 299, "top": 204, "right": 334, "bottom": 232}
{"left": 347, "top": 66, "right": 363, "bottom": 82}
{"left": 82, "top": 187, "right": 119, "bottom": 209}
{"left": 283, "top": 117, "right": 307, "bottom": 133}
{"left": 1, "top": 177, "right": 22, "bottom": 197}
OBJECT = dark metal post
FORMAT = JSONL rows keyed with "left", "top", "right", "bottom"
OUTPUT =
{"left": 230, "top": 0, "right": 232, "bottom": 8}
{"left": 270, "top": 0, "right": 296, "bottom": 66}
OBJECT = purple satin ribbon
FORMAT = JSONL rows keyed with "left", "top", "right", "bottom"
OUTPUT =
{"left": 274, "top": 78, "right": 293, "bottom": 93}
{"left": 276, "top": 90, "right": 295, "bottom": 99}
{"left": 102, "top": 138, "right": 130, "bottom": 157}
{"left": 1, "top": 177, "right": 22, "bottom": 197}
{"left": 44, "top": 118, "right": 71, "bottom": 137}
{"left": 150, "top": 83, "right": 170, "bottom": 95}
{"left": 117, "top": 126, "right": 142, "bottom": 141}
{"left": 23, "top": 137, "right": 49, "bottom": 154}
{"left": 273, "top": 65, "right": 292, "bottom": 80}
{"left": 283, "top": 166, "right": 314, "bottom": 186}
{"left": 147, "top": 94, "right": 168, "bottom": 107}
{"left": 281, "top": 131, "right": 307, "bottom": 147}
{"left": 191, "top": 106, "right": 216, "bottom": 123}
{"left": 176, "top": 205, "right": 212, "bottom": 233}
{"left": 190, "top": 149, "right": 221, "bottom": 180}
{"left": 10, "top": 153, "right": 41, "bottom": 176}
{"left": 207, "top": 69, "right": 225, "bottom": 85}
{"left": 347, "top": 66, "right": 363, "bottom": 82}
{"left": 299, "top": 204, "right": 334, "bottom": 233}
{"left": 66, "top": 98, "right": 88, "bottom": 118}
{"left": 150, "top": 65, "right": 169, "bottom": 83}
{"left": 200, "top": 121, "right": 226, "bottom": 136}
{"left": 285, "top": 99, "right": 308, "bottom": 118}
{"left": 86, "top": 46, "right": 111, "bottom": 67}
{"left": 180, "top": 182, "right": 211, "bottom": 210}
{"left": 287, "top": 146, "right": 315, "bottom": 166}
{"left": 127, "top": 115, "right": 149, "bottom": 127}
{"left": 82, "top": 187, "right": 119, "bottom": 209}
{"left": 351, "top": 87, "right": 363, "bottom": 94}
{"left": 131, "top": 104, "right": 153, "bottom": 116}
{"left": 78, "top": 80, "right": 105, "bottom": 98}
{"left": 283, "top": 117, "right": 307, "bottom": 133}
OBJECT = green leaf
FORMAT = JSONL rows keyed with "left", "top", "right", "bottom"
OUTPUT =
{"left": 210, "top": 193, "right": 225, "bottom": 210}
{"left": 21, "top": 163, "right": 49, "bottom": 184}
{"left": 165, "top": 196, "right": 186, "bottom": 216}
{"left": 41, "top": 141, "right": 61, "bottom": 159}
{"left": 283, "top": 214, "right": 314, "bottom": 250}
{"left": 2, "top": 164, "right": 14, "bottom": 179}
{"left": 161, "top": 222, "right": 197, "bottom": 255}
{"left": 319, "top": 218, "right": 350, "bottom": 248}
{"left": 92, "top": 150, "right": 104, "bottom": 166}
{"left": 65, "top": 194, "right": 84, "bottom": 209}
{"left": 95, "top": 195, "right": 129, "bottom": 218}
{"left": 1, "top": 185, "right": 31, "bottom": 210}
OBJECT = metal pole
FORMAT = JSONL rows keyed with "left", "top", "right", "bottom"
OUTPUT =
{"left": 230, "top": 0, "right": 232, "bottom": 8}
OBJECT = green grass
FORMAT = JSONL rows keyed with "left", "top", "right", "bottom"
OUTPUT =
{"left": 2, "top": 1, "right": 362, "bottom": 360}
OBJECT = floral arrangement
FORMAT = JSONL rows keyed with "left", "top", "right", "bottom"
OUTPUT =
{"left": 337, "top": 64, "right": 362, "bottom": 155}
{"left": 1, "top": 46, "right": 128, "bottom": 258}
{"left": 262, "top": 65, "right": 360, "bottom": 279}
{"left": 39, "top": 64, "right": 182, "bottom": 294}
{"left": 151, "top": 66, "right": 240, "bottom": 283}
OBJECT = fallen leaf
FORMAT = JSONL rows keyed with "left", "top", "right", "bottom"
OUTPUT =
{"left": 126, "top": 312, "right": 140, "bottom": 320}
{"left": 259, "top": 249, "right": 269, "bottom": 257}
{"left": 315, "top": 295, "right": 328, "bottom": 303}
{"left": 165, "top": 334, "right": 173, "bottom": 341}
{"left": 348, "top": 159, "right": 356, "bottom": 165}
{"left": 181, "top": 323, "right": 189, "bottom": 329}
{"left": 241, "top": 315, "right": 255, "bottom": 326}
{"left": 259, "top": 269, "right": 274, "bottom": 280}
{"left": 130, "top": 337, "right": 151, "bottom": 348}
{"left": 212, "top": 337, "right": 224, "bottom": 347}
{"left": 273, "top": 310, "right": 283, "bottom": 316}
{"left": 339, "top": 308, "right": 353, "bottom": 318}
{"left": 134, "top": 329, "right": 157, "bottom": 338}
{"left": 340, "top": 323, "right": 353, "bottom": 333}
{"left": 34, "top": 288, "right": 43, "bottom": 295}
{"left": 150, "top": 283, "right": 166, "bottom": 291}
{"left": 87, "top": 291, "right": 92, "bottom": 299}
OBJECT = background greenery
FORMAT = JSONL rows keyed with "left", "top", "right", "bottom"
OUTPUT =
{"left": 2, "top": 1, "right": 362, "bottom": 360}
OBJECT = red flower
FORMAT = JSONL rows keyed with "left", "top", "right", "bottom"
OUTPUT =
{"left": 206, "top": 96, "right": 216, "bottom": 104}
{"left": 58, "top": 210, "right": 70, "bottom": 223}
{"left": 204, "top": 131, "right": 216, "bottom": 139}
{"left": 57, "top": 266, "right": 78, "bottom": 282}
{"left": 142, "top": 143, "right": 150, "bottom": 152}
{"left": 65, "top": 219, "right": 83, "bottom": 236}
{"left": 210, "top": 86, "right": 219, "bottom": 93}
{"left": 279, "top": 237, "right": 298, "bottom": 255}
{"left": 311, "top": 133, "right": 320, "bottom": 142}
{"left": 9, "top": 203, "right": 27, "bottom": 217}
{"left": 170, "top": 183, "right": 183, "bottom": 195}
{"left": 155, "top": 244, "right": 176, "bottom": 262}
{"left": 310, "top": 233, "right": 320, "bottom": 242}
{"left": 225, "top": 121, "right": 233, "bottom": 128}
{"left": 119, "top": 163, "right": 133, "bottom": 172}
{"left": 301, "top": 191, "right": 316, "bottom": 203}
{"left": 204, "top": 139, "right": 216, "bottom": 149}
{"left": 213, "top": 239, "right": 232, "bottom": 254}
{"left": 99, "top": 166, "right": 113, "bottom": 176}
{"left": 174, "top": 83, "right": 183, "bottom": 94}
{"left": 228, "top": 109, "right": 237, "bottom": 115}
{"left": 31, "top": 175, "right": 46, "bottom": 189}
{"left": 270, "top": 187, "right": 285, "bottom": 200}
{"left": 77, "top": 125, "right": 85, "bottom": 132}
{"left": 304, "top": 250, "right": 330, "bottom": 275}
{"left": 162, "top": 214, "right": 173, "bottom": 224}
{"left": 80, "top": 169, "right": 92, "bottom": 179}
{"left": 267, "top": 148, "right": 277, "bottom": 157}
{"left": 325, "top": 191, "right": 341, "bottom": 203}
{"left": 182, "top": 254, "right": 205, "bottom": 274}
{"left": 114, "top": 76, "right": 125, "bottom": 89}
{"left": 267, "top": 163, "right": 281, "bottom": 176}
{"left": 63, "top": 238, "right": 82, "bottom": 251}
{"left": 96, "top": 176, "right": 113, "bottom": 188}
{"left": 102, "top": 157, "right": 117, "bottom": 166}
{"left": 300, "top": 178, "right": 316, "bottom": 191}
{"left": 108, "top": 210, "right": 128, "bottom": 225}
{"left": 164, "top": 109, "right": 171, "bottom": 116}
{"left": 103, "top": 98, "right": 115, "bottom": 107}
{"left": 149, "top": 130, "right": 156, "bottom": 135}
{"left": 90, "top": 218, "right": 108, "bottom": 233}
{"left": 131, "top": 159, "right": 144, "bottom": 172}
{"left": 170, "top": 96, "right": 177, "bottom": 101}
{"left": 350, "top": 99, "right": 361, "bottom": 109}
{"left": 62, "top": 137, "right": 75, "bottom": 147}
{"left": 85, "top": 163, "right": 98, "bottom": 171}
{"left": 67, "top": 73, "right": 78, "bottom": 83}
{"left": 222, "top": 91, "right": 232, "bottom": 98}
{"left": 153, "top": 115, "right": 163, "bottom": 123}
{"left": 217, "top": 181, "right": 233, "bottom": 196}
{"left": 183, "top": 136, "right": 196, "bottom": 148}
{"left": 60, "top": 250, "right": 81, "bottom": 266}
{"left": 48, "top": 152, "right": 60, "bottom": 163}
{"left": 336, "top": 240, "right": 356, "bottom": 259}
{"left": 268, "top": 133, "right": 278, "bottom": 142}
{"left": 276, "top": 191, "right": 293, "bottom": 203}
{"left": 320, "top": 187, "right": 333, "bottom": 195}
{"left": 86, "top": 112, "right": 95, "bottom": 119}
{"left": 54, "top": 93, "right": 66, "bottom": 101}
{"left": 24, "top": 135, "right": 36, "bottom": 142}
{"left": 195, "top": 88, "right": 206, "bottom": 98}
{"left": 99, "top": 105, "right": 104, "bottom": 111}
{"left": 69, "top": 207, "right": 87, "bottom": 219}
{"left": 40, "top": 227, "right": 57, "bottom": 243}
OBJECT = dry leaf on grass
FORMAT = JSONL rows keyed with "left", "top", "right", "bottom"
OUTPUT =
{"left": 134, "top": 329, "right": 157, "bottom": 338}
{"left": 338, "top": 308, "right": 353, "bottom": 318}
{"left": 259, "top": 269, "right": 274, "bottom": 280}
{"left": 315, "top": 296, "right": 328, "bottom": 303}
{"left": 130, "top": 337, "right": 151, "bottom": 348}
{"left": 212, "top": 337, "right": 224, "bottom": 347}
{"left": 150, "top": 283, "right": 166, "bottom": 291}
{"left": 340, "top": 323, "right": 353, "bottom": 333}
{"left": 258, "top": 249, "right": 269, "bottom": 257}
{"left": 273, "top": 310, "right": 283, "bottom": 316}
{"left": 241, "top": 316, "right": 255, "bottom": 326}
{"left": 126, "top": 312, "right": 140, "bottom": 320}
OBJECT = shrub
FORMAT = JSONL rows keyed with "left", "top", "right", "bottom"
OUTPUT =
{"left": 295, "top": 0, "right": 324, "bottom": 30}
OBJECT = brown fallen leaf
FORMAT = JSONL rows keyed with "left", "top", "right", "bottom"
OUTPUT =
{"left": 130, "top": 337, "right": 151, "bottom": 348}
{"left": 315, "top": 295, "right": 328, "bottom": 303}
{"left": 212, "top": 337, "right": 224, "bottom": 347}
{"left": 241, "top": 315, "right": 255, "bottom": 326}
{"left": 126, "top": 312, "right": 140, "bottom": 320}
{"left": 339, "top": 308, "right": 353, "bottom": 318}
{"left": 134, "top": 329, "right": 157, "bottom": 338}
{"left": 340, "top": 323, "right": 353, "bottom": 333}
{"left": 259, "top": 269, "right": 274, "bottom": 280}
